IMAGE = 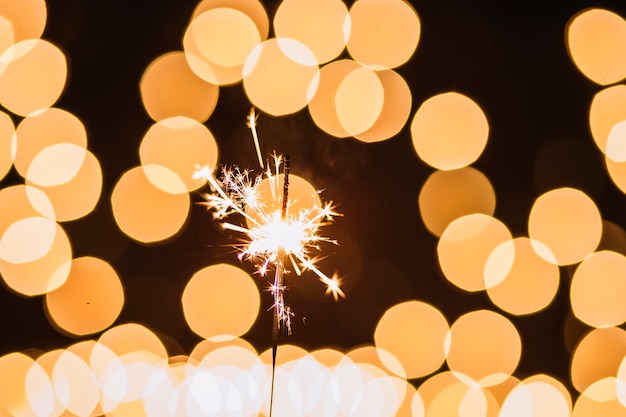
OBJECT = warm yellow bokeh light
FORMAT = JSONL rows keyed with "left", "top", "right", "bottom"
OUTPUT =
{"left": 571, "top": 250, "right": 626, "bottom": 328}
{"left": 347, "top": 0, "right": 420, "bottom": 69}
{"left": 14, "top": 107, "right": 87, "bottom": 179}
{"left": 274, "top": 0, "right": 349, "bottom": 65}
{"left": 34, "top": 349, "right": 67, "bottom": 417}
{"left": 308, "top": 59, "right": 361, "bottom": 138}
{"left": 374, "top": 300, "right": 448, "bottom": 379}
{"left": 446, "top": 309, "right": 522, "bottom": 386}
{"left": 0, "top": 110, "right": 13, "bottom": 182}
{"left": 528, "top": 187, "right": 602, "bottom": 265}
{"left": 111, "top": 165, "right": 190, "bottom": 243}
{"left": 0, "top": 352, "right": 52, "bottom": 417}
{"left": 605, "top": 153, "right": 626, "bottom": 195}
{"left": 437, "top": 213, "right": 513, "bottom": 292}
{"left": 486, "top": 237, "right": 560, "bottom": 316}
{"left": 589, "top": 84, "right": 626, "bottom": 154}
{"left": 25, "top": 143, "right": 86, "bottom": 187}
{"left": 0, "top": 216, "right": 56, "bottom": 264}
{"left": 27, "top": 149, "right": 102, "bottom": 222}
{"left": 566, "top": 8, "right": 626, "bottom": 86}
{"left": 140, "top": 51, "right": 219, "bottom": 122}
{"left": 191, "top": 0, "right": 269, "bottom": 40}
{"left": 0, "top": 39, "right": 67, "bottom": 116}
{"left": 411, "top": 91, "right": 489, "bottom": 170}
{"left": 418, "top": 167, "right": 496, "bottom": 237}
{"left": 243, "top": 38, "right": 319, "bottom": 116}
{"left": 573, "top": 377, "right": 626, "bottom": 416}
{"left": 0, "top": 0, "right": 46, "bottom": 43}
{"left": 571, "top": 327, "right": 626, "bottom": 393}
{"left": 355, "top": 68, "right": 412, "bottom": 143}
{"left": 606, "top": 120, "right": 626, "bottom": 162}
{"left": 500, "top": 377, "right": 572, "bottom": 417}
{"left": 139, "top": 116, "right": 218, "bottom": 193}
{"left": 335, "top": 65, "right": 384, "bottom": 136}
{"left": 52, "top": 350, "right": 100, "bottom": 417}
{"left": 45, "top": 256, "right": 124, "bottom": 336}
{"left": 182, "top": 263, "right": 260, "bottom": 340}
{"left": 0, "top": 221, "right": 71, "bottom": 296}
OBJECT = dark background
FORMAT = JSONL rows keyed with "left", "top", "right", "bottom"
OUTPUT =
{"left": 2, "top": 0, "right": 626, "bottom": 392}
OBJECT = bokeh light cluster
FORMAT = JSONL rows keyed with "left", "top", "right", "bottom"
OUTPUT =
{"left": 5, "top": 0, "right": 626, "bottom": 416}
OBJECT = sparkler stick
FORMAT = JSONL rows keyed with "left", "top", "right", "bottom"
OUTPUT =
{"left": 247, "top": 106, "right": 264, "bottom": 169}
{"left": 269, "top": 155, "right": 289, "bottom": 417}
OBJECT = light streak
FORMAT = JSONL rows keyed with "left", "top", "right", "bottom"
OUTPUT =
{"left": 247, "top": 106, "right": 264, "bottom": 169}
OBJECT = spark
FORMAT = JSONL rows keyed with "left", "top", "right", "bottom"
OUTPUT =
{"left": 193, "top": 154, "right": 344, "bottom": 330}
{"left": 247, "top": 106, "right": 264, "bottom": 169}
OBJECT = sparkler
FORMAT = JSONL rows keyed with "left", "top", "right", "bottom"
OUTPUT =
{"left": 193, "top": 109, "right": 344, "bottom": 416}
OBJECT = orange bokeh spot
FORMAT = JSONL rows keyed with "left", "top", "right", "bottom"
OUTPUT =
{"left": 45, "top": 256, "right": 124, "bottom": 336}
{"left": 446, "top": 309, "right": 522, "bottom": 386}
{"left": 27, "top": 149, "right": 102, "bottom": 222}
{"left": 274, "top": 0, "right": 348, "bottom": 65}
{"left": 111, "top": 165, "right": 190, "bottom": 243}
{"left": 335, "top": 65, "right": 384, "bottom": 136}
{"left": 355, "top": 69, "right": 412, "bottom": 143}
{"left": 571, "top": 327, "right": 626, "bottom": 393}
{"left": 528, "top": 187, "right": 602, "bottom": 265}
{"left": 347, "top": 0, "right": 420, "bottom": 69}
{"left": 374, "top": 300, "right": 449, "bottom": 378}
{"left": 418, "top": 167, "right": 496, "bottom": 237}
{"left": 243, "top": 38, "right": 319, "bottom": 116}
{"left": 0, "top": 0, "right": 46, "bottom": 43}
{"left": 140, "top": 51, "right": 219, "bottom": 123}
{"left": 571, "top": 251, "right": 626, "bottom": 328}
{"left": 182, "top": 263, "right": 260, "bottom": 340}
{"left": 566, "top": 8, "right": 626, "bottom": 85}
{"left": 0, "top": 39, "right": 67, "bottom": 116}
{"left": 486, "top": 237, "right": 560, "bottom": 316}
{"left": 589, "top": 84, "right": 626, "bottom": 154}
{"left": 438, "top": 213, "right": 513, "bottom": 292}
{"left": 0, "top": 110, "right": 13, "bottom": 182}
{"left": 139, "top": 117, "right": 218, "bottom": 193}
{"left": 14, "top": 108, "right": 87, "bottom": 179}
{"left": 411, "top": 92, "right": 489, "bottom": 170}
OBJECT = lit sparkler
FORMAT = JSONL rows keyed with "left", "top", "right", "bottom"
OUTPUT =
{"left": 192, "top": 156, "right": 345, "bottom": 330}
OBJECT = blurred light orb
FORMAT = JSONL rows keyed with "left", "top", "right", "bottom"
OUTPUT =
{"left": 0, "top": 220, "right": 71, "bottom": 296}
{"left": 335, "top": 64, "right": 384, "bottom": 136}
{"left": 346, "top": 0, "right": 420, "bottom": 69}
{"left": 0, "top": 352, "right": 53, "bottom": 417}
{"left": 139, "top": 116, "right": 218, "bottom": 193}
{"left": 0, "top": 39, "right": 67, "bottom": 116}
{"left": 0, "top": 0, "right": 47, "bottom": 43}
{"left": 606, "top": 120, "right": 626, "bottom": 162}
{"left": 500, "top": 377, "right": 571, "bottom": 417}
{"left": 418, "top": 167, "right": 496, "bottom": 237}
{"left": 374, "top": 300, "right": 449, "bottom": 378}
{"left": 182, "top": 263, "right": 260, "bottom": 340}
{"left": 571, "top": 327, "right": 626, "bottom": 394}
{"left": 411, "top": 91, "right": 489, "bottom": 170}
{"left": 243, "top": 38, "right": 319, "bottom": 116}
{"left": 25, "top": 143, "right": 86, "bottom": 187}
{"left": 445, "top": 309, "right": 522, "bottom": 386}
{"left": 27, "top": 149, "right": 102, "bottom": 222}
{"left": 45, "top": 256, "right": 124, "bottom": 336}
{"left": 528, "top": 187, "right": 602, "bottom": 265}
{"left": 192, "top": 8, "right": 260, "bottom": 68}
{"left": 52, "top": 350, "right": 100, "bottom": 417}
{"left": 308, "top": 59, "right": 362, "bottom": 138}
{"left": 14, "top": 107, "right": 87, "bottom": 179}
{"left": 574, "top": 377, "right": 626, "bottom": 416}
{"left": 566, "top": 8, "right": 626, "bottom": 85}
{"left": 437, "top": 213, "right": 513, "bottom": 292}
{"left": 606, "top": 155, "right": 626, "bottom": 195}
{"left": 184, "top": 2, "right": 268, "bottom": 86}
{"left": 0, "top": 110, "right": 14, "bottom": 182}
{"left": 486, "top": 237, "right": 560, "bottom": 316}
{"left": 274, "top": 0, "right": 349, "bottom": 65}
{"left": 589, "top": 84, "right": 626, "bottom": 155}
{"left": 0, "top": 216, "right": 56, "bottom": 263}
{"left": 140, "top": 51, "right": 219, "bottom": 123}
{"left": 354, "top": 68, "right": 412, "bottom": 143}
{"left": 571, "top": 251, "right": 626, "bottom": 328}
{"left": 111, "top": 165, "right": 190, "bottom": 243}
